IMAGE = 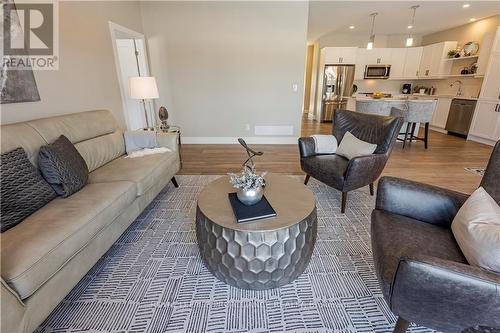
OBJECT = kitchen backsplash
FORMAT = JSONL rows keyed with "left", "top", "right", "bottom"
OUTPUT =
{"left": 353, "top": 77, "right": 483, "bottom": 98}
{"left": 421, "top": 77, "right": 483, "bottom": 98}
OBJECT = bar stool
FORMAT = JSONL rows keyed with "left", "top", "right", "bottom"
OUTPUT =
{"left": 390, "top": 100, "right": 437, "bottom": 149}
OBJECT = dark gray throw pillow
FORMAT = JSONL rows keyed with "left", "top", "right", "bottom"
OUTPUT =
{"left": 38, "top": 135, "right": 89, "bottom": 197}
{"left": 1, "top": 147, "right": 57, "bottom": 232}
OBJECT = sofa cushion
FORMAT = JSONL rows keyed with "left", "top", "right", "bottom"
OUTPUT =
{"left": 39, "top": 135, "right": 89, "bottom": 197}
{"left": 1, "top": 110, "right": 125, "bottom": 170}
{"left": 88, "top": 152, "right": 178, "bottom": 196}
{"left": 371, "top": 209, "right": 467, "bottom": 300}
{"left": 1, "top": 148, "right": 56, "bottom": 232}
{"left": 1, "top": 181, "right": 137, "bottom": 299}
{"left": 300, "top": 154, "right": 348, "bottom": 190}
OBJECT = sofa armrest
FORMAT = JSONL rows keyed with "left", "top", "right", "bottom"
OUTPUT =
{"left": 376, "top": 176, "right": 469, "bottom": 227}
{"left": 298, "top": 137, "right": 316, "bottom": 158}
{"left": 391, "top": 255, "right": 500, "bottom": 331}
{"left": 1, "top": 277, "right": 25, "bottom": 333}
{"left": 344, "top": 153, "right": 387, "bottom": 191}
{"left": 156, "top": 132, "right": 179, "bottom": 152}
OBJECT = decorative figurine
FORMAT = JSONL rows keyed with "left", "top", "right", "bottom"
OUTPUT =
{"left": 228, "top": 138, "right": 266, "bottom": 206}
{"left": 158, "top": 106, "right": 169, "bottom": 130}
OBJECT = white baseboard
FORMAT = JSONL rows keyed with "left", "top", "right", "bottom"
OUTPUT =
{"left": 182, "top": 136, "right": 299, "bottom": 144}
{"left": 429, "top": 125, "right": 447, "bottom": 134}
{"left": 466, "top": 134, "right": 496, "bottom": 146}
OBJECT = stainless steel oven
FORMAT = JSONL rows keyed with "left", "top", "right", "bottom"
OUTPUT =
{"left": 364, "top": 65, "right": 391, "bottom": 79}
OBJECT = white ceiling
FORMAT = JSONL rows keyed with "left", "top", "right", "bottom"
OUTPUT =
{"left": 308, "top": 1, "right": 500, "bottom": 42}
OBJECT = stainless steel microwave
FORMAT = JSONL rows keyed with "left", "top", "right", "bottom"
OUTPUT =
{"left": 364, "top": 65, "right": 391, "bottom": 79}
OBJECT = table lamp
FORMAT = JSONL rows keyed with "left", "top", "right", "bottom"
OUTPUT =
{"left": 129, "top": 76, "right": 159, "bottom": 130}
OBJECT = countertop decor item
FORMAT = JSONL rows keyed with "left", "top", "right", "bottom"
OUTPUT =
{"left": 228, "top": 138, "right": 266, "bottom": 205}
{"left": 463, "top": 41, "right": 479, "bottom": 56}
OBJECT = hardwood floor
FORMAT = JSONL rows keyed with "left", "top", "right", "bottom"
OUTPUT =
{"left": 179, "top": 114, "right": 493, "bottom": 194}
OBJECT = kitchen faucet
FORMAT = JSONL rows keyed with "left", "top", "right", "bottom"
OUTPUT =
{"left": 450, "top": 80, "right": 463, "bottom": 96}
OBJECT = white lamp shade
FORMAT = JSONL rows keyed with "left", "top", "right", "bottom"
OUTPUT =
{"left": 129, "top": 76, "right": 159, "bottom": 99}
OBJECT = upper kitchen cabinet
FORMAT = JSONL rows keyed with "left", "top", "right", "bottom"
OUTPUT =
{"left": 364, "top": 48, "right": 392, "bottom": 64}
{"left": 322, "top": 47, "right": 357, "bottom": 65}
{"left": 418, "top": 41, "right": 457, "bottom": 78}
{"left": 403, "top": 47, "right": 423, "bottom": 79}
{"left": 480, "top": 54, "right": 500, "bottom": 100}
{"left": 389, "top": 48, "right": 407, "bottom": 79}
{"left": 479, "top": 27, "right": 500, "bottom": 101}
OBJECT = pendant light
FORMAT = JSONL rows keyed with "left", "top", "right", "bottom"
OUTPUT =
{"left": 366, "top": 13, "right": 378, "bottom": 50}
{"left": 406, "top": 5, "right": 419, "bottom": 47}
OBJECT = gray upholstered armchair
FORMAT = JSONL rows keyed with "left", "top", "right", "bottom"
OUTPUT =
{"left": 371, "top": 141, "right": 500, "bottom": 333}
{"left": 299, "top": 109, "right": 403, "bottom": 213}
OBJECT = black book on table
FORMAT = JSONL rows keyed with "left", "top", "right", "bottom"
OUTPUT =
{"left": 228, "top": 192, "right": 277, "bottom": 223}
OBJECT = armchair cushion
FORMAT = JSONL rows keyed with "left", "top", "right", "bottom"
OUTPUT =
{"left": 300, "top": 154, "right": 348, "bottom": 190}
{"left": 336, "top": 131, "right": 377, "bottom": 160}
{"left": 371, "top": 209, "right": 467, "bottom": 301}
{"left": 451, "top": 187, "right": 500, "bottom": 273}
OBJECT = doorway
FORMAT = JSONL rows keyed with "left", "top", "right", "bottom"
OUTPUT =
{"left": 109, "top": 22, "right": 152, "bottom": 130}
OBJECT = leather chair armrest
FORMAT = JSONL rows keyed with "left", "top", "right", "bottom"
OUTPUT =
{"left": 344, "top": 153, "right": 387, "bottom": 191}
{"left": 298, "top": 137, "right": 316, "bottom": 158}
{"left": 376, "top": 176, "right": 469, "bottom": 227}
{"left": 156, "top": 132, "right": 179, "bottom": 152}
{"left": 391, "top": 255, "right": 500, "bottom": 331}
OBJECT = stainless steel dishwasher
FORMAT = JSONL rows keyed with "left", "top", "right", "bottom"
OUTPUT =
{"left": 445, "top": 98, "right": 477, "bottom": 137}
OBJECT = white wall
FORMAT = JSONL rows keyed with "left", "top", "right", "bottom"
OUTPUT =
{"left": 1, "top": 2, "right": 144, "bottom": 126}
{"left": 140, "top": 2, "right": 309, "bottom": 143}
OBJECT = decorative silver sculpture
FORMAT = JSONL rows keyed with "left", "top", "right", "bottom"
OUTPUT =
{"left": 228, "top": 138, "right": 266, "bottom": 205}
{"left": 158, "top": 106, "right": 169, "bottom": 130}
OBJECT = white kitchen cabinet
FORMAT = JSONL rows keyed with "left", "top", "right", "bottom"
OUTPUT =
{"left": 403, "top": 47, "right": 422, "bottom": 79}
{"left": 431, "top": 97, "right": 453, "bottom": 129}
{"left": 479, "top": 54, "right": 500, "bottom": 100}
{"left": 493, "top": 26, "right": 500, "bottom": 54}
{"left": 419, "top": 41, "right": 457, "bottom": 78}
{"left": 323, "top": 47, "right": 357, "bottom": 65}
{"left": 469, "top": 101, "right": 500, "bottom": 141}
{"left": 363, "top": 48, "right": 392, "bottom": 65}
{"left": 355, "top": 49, "right": 367, "bottom": 80}
{"left": 389, "top": 48, "right": 406, "bottom": 79}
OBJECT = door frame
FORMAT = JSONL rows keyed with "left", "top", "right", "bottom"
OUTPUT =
{"left": 109, "top": 21, "right": 151, "bottom": 130}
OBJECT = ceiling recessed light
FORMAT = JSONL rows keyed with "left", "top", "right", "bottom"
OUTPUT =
{"left": 349, "top": 25, "right": 355, "bottom": 30}
{"left": 469, "top": 17, "right": 476, "bottom": 22}
{"left": 407, "top": 25, "right": 413, "bottom": 29}
{"left": 462, "top": 3, "right": 470, "bottom": 8}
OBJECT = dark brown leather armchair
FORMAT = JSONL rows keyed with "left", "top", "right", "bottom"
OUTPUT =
{"left": 371, "top": 141, "right": 500, "bottom": 333}
{"left": 299, "top": 109, "right": 403, "bottom": 213}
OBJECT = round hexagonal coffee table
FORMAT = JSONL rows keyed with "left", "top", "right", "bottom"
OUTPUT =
{"left": 195, "top": 173, "right": 317, "bottom": 290}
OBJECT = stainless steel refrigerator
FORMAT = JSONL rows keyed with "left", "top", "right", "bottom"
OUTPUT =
{"left": 320, "top": 65, "right": 355, "bottom": 122}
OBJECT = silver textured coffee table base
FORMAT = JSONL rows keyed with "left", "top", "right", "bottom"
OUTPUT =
{"left": 195, "top": 174, "right": 318, "bottom": 290}
{"left": 196, "top": 207, "right": 317, "bottom": 290}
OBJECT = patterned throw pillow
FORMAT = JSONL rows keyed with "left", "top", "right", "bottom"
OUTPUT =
{"left": 38, "top": 135, "right": 89, "bottom": 197}
{"left": 1, "top": 147, "right": 57, "bottom": 232}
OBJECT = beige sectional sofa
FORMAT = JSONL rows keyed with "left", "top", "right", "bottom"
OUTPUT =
{"left": 0, "top": 110, "right": 180, "bottom": 333}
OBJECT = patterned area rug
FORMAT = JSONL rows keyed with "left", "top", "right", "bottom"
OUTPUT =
{"left": 37, "top": 175, "right": 435, "bottom": 333}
